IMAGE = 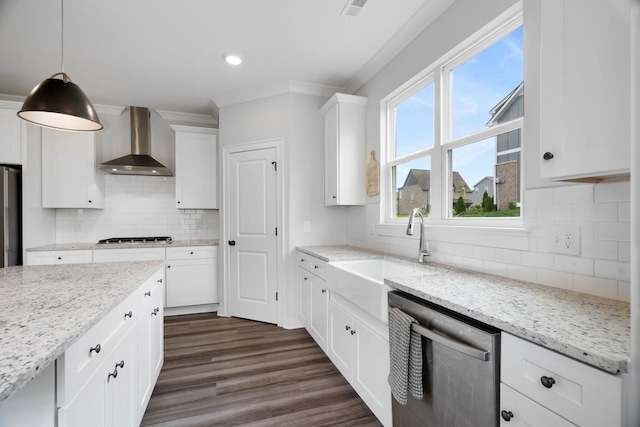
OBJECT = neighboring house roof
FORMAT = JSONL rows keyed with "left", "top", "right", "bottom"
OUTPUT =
{"left": 486, "top": 81, "right": 524, "bottom": 127}
{"left": 400, "top": 169, "right": 470, "bottom": 192}
{"left": 472, "top": 176, "right": 495, "bottom": 190}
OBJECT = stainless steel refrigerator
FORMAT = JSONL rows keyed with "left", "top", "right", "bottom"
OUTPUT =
{"left": 0, "top": 165, "right": 22, "bottom": 267}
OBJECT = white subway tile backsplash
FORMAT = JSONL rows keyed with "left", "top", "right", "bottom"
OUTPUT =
{"left": 594, "top": 181, "right": 630, "bottom": 202}
{"left": 572, "top": 202, "right": 618, "bottom": 222}
{"left": 618, "top": 282, "right": 631, "bottom": 302}
{"left": 536, "top": 269, "right": 573, "bottom": 291}
{"left": 553, "top": 254, "right": 594, "bottom": 276}
{"left": 552, "top": 184, "right": 594, "bottom": 205}
{"left": 618, "top": 242, "right": 630, "bottom": 262}
{"left": 572, "top": 275, "right": 618, "bottom": 299}
{"left": 55, "top": 175, "right": 218, "bottom": 243}
{"left": 494, "top": 248, "right": 523, "bottom": 265}
{"left": 618, "top": 202, "right": 630, "bottom": 221}
{"left": 521, "top": 251, "right": 554, "bottom": 270}
{"left": 581, "top": 239, "right": 618, "bottom": 261}
{"left": 594, "top": 222, "right": 630, "bottom": 242}
{"left": 594, "top": 259, "right": 630, "bottom": 281}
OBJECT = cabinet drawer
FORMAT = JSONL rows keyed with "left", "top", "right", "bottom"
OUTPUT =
{"left": 166, "top": 245, "right": 216, "bottom": 260}
{"left": 93, "top": 247, "right": 166, "bottom": 263}
{"left": 500, "top": 383, "right": 576, "bottom": 426}
{"left": 307, "top": 256, "right": 327, "bottom": 280}
{"left": 297, "top": 252, "right": 310, "bottom": 270}
{"left": 26, "top": 250, "right": 92, "bottom": 266}
{"left": 57, "top": 291, "right": 138, "bottom": 406}
{"left": 501, "top": 333, "right": 622, "bottom": 427}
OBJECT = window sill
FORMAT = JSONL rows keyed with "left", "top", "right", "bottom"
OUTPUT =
{"left": 373, "top": 221, "right": 529, "bottom": 251}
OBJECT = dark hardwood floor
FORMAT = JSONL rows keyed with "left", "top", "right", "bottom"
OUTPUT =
{"left": 141, "top": 313, "right": 382, "bottom": 427}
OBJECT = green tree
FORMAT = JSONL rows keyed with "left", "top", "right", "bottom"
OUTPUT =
{"left": 482, "top": 191, "right": 495, "bottom": 212}
{"left": 455, "top": 196, "right": 467, "bottom": 214}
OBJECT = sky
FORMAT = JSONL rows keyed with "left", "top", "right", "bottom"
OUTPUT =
{"left": 395, "top": 26, "right": 523, "bottom": 191}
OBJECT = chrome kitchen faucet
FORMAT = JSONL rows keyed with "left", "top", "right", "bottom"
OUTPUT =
{"left": 406, "top": 207, "right": 430, "bottom": 263}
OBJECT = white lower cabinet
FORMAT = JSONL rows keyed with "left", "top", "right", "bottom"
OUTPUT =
{"left": 136, "top": 273, "right": 164, "bottom": 425}
{"left": 308, "top": 274, "right": 328, "bottom": 352}
{"left": 500, "top": 383, "right": 576, "bottom": 427}
{"left": 298, "top": 266, "right": 310, "bottom": 328}
{"left": 26, "top": 250, "right": 93, "bottom": 265}
{"left": 57, "top": 268, "right": 164, "bottom": 427}
{"left": 327, "top": 298, "right": 391, "bottom": 427}
{"left": 500, "top": 333, "right": 623, "bottom": 427}
{"left": 165, "top": 246, "right": 217, "bottom": 307}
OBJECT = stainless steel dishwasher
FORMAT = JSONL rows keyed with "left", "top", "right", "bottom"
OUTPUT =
{"left": 388, "top": 290, "right": 501, "bottom": 427}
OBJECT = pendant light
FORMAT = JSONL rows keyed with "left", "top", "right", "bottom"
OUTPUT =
{"left": 17, "top": 0, "right": 102, "bottom": 132}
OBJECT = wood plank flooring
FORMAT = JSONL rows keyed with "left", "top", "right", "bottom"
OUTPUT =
{"left": 141, "top": 313, "right": 382, "bottom": 427}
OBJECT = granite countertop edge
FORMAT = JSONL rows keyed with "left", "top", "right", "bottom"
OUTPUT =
{"left": 26, "top": 239, "right": 220, "bottom": 252}
{"left": 296, "top": 245, "right": 630, "bottom": 375}
{"left": 0, "top": 261, "right": 165, "bottom": 403}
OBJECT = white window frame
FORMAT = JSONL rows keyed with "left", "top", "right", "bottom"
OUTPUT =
{"left": 381, "top": 9, "right": 524, "bottom": 229}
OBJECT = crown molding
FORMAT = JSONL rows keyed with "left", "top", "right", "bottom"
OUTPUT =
{"left": 212, "top": 80, "right": 343, "bottom": 108}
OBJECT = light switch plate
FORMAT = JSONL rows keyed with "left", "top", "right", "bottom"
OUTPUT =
{"left": 303, "top": 221, "right": 311, "bottom": 233}
{"left": 551, "top": 225, "right": 580, "bottom": 256}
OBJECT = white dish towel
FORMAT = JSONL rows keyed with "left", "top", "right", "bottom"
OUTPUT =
{"left": 388, "top": 307, "right": 424, "bottom": 405}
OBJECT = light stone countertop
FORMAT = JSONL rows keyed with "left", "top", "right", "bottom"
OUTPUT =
{"left": 297, "top": 245, "right": 630, "bottom": 375}
{"left": 26, "top": 239, "right": 219, "bottom": 252}
{"left": 0, "top": 261, "right": 164, "bottom": 403}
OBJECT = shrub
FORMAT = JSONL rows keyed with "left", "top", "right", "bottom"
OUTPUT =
{"left": 455, "top": 196, "right": 467, "bottom": 214}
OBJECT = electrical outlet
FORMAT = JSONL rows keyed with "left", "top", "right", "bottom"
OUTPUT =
{"left": 303, "top": 221, "right": 311, "bottom": 233}
{"left": 551, "top": 226, "right": 580, "bottom": 256}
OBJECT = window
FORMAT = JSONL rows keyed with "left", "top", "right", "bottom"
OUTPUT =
{"left": 385, "top": 12, "right": 523, "bottom": 223}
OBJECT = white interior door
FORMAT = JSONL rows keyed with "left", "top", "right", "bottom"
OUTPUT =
{"left": 227, "top": 146, "right": 279, "bottom": 324}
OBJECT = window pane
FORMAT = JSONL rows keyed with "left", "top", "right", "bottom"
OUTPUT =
{"left": 450, "top": 26, "right": 523, "bottom": 140}
{"left": 395, "top": 84, "right": 434, "bottom": 158}
{"left": 393, "top": 156, "right": 431, "bottom": 218}
{"left": 449, "top": 134, "right": 520, "bottom": 218}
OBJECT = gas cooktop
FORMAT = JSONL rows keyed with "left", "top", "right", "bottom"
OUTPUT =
{"left": 97, "top": 236, "right": 172, "bottom": 244}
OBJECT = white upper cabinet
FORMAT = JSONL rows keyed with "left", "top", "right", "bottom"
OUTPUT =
{"left": 320, "top": 94, "right": 367, "bottom": 206}
{"left": 41, "top": 128, "right": 105, "bottom": 208}
{"left": 539, "top": 0, "right": 631, "bottom": 182}
{"left": 0, "top": 108, "right": 22, "bottom": 165}
{"left": 171, "top": 125, "right": 218, "bottom": 209}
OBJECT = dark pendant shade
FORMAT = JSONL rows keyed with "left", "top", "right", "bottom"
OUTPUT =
{"left": 17, "top": 72, "right": 103, "bottom": 132}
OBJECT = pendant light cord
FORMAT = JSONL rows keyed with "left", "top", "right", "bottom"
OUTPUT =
{"left": 60, "top": 0, "right": 64, "bottom": 76}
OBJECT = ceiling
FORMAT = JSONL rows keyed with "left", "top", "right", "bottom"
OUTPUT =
{"left": 0, "top": 0, "right": 453, "bottom": 119}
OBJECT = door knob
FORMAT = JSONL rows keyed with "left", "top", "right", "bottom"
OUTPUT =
{"left": 228, "top": 240, "right": 236, "bottom": 246}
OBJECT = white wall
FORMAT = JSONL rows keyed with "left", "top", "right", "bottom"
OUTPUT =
{"left": 345, "top": 0, "right": 631, "bottom": 302}
{"left": 218, "top": 92, "right": 349, "bottom": 327}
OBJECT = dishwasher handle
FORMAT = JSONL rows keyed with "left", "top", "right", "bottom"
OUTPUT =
{"left": 411, "top": 323, "right": 490, "bottom": 361}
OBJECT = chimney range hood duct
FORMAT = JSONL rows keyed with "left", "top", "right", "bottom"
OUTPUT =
{"left": 98, "top": 106, "right": 173, "bottom": 176}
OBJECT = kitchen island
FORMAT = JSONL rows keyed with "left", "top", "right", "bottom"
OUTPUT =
{"left": 0, "top": 261, "right": 164, "bottom": 409}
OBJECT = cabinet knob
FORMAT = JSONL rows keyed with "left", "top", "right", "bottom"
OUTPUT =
{"left": 116, "top": 360, "right": 125, "bottom": 369}
{"left": 228, "top": 240, "right": 236, "bottom": 246}
{"left": 108, "top": 369, "right": 118, "bottom": 380}
{"left": 350, "top": 329, "right": 356, "bottom": 335}
{"left": 89, "top": 344, "right": 101, "bottom": 355}
{"left": 300, "top": 258, "right": 305, "bottom": 262}
{"left": 540, "top": 376, "right": 556, "bottom": 388}
{"left": 304, "top": 277, "right": 308, "bottom": 281}
{"left": 321, "top": 289, "right": 327, "bottom": 294}
{"left": 500, "top": 410, "right": 514, "bottom": 422}
{"left": 88, "top": 200, "right": 92, "bottom": 203}
{"left": 152, "top": 307, "right": 159, "bottom": 316}
{"left": 157, "top": 278, "right": 163, "bottom": 283}
{"left": 332, "top": 195, "right": 337, "bottom": 199}
{"left": 124, "top": 311, "right": 133, "bottom": 319}
{"left": 543, "top": 152, "right": 554, "bottom": 160}
{"left": 314, "top": 265, "right": 319, "bottom": 269}
{"left": 167, "top": 265, "right": 171, "bottom": 269}
{"left": 345, "top": 325, "right": 351, "bottom": 331}
{"left": 177, "top": 201, "right": 181, "bottom": 204}
{"left": 145, "top": 291, "right": 151, "bottom": 297}
{"left": 190, "top": 251, "right": 194, "bottom": 255}
{"left": 57, "top": 256, "right": 62, "bottom": 260}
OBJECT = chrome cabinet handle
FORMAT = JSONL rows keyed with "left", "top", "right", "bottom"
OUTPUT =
{"left": 89, "top": 344, "right": 101, "bottom": 355}
{"left": 411, "top": 323, "right": 490, "bottom": 361}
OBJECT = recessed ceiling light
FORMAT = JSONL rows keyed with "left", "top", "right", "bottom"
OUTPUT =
{"left": 223, "top": 54, "right": 242, "bottom": 65}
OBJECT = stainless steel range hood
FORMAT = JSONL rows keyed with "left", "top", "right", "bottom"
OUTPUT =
{"left": 98, "top": 106, "right": 173, "bottom": 176}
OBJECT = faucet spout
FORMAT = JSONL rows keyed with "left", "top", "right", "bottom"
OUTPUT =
{"left": 406, "top": 208, "right": 430, "bottom": 263}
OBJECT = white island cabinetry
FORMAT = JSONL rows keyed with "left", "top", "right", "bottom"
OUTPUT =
{"left": 171, "top": 125, "right": 218, "bottom": 209}
{"left": 41, "top": 128, "right": 105, "bottom": 208}
{"left": 57, "top": 268, "right": 164, "bottom": 427}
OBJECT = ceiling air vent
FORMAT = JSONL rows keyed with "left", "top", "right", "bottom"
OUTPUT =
{"left": 340, "top": 0, "right": 368, "bottom": 17}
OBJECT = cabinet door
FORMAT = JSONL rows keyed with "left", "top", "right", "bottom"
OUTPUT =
{"left": 308, "top": 276, "right": 328, "bottom": 352}
{"left": 175, "top": 130, "right": 217, "bottom": 209}
{"left": 166, "top": 258, "right": 216, "bottom": 307}
{"left": 500, "top": 384, "right": 576, "bottom": 427}
{"left": 324, "top": 103, "right": 339, "bottom": 206}
{"left": 298, "top": 267, "right": 310, "bottom": 328}
{"left": 539, "top": 0, "right": 631, "bottom": 181}
{"left": 327, "top": 299, "right": 353, "bottom": 380}
{"left": 0, "top": 108, "right": 22, "bottom": 164}
{"left": 352, "top": 316, "right": 392, "bottom": 427}
{"left": 109, "top": 325, "right": 138, "bottom": 427}
{"left": 41, "top": 128, "right": 104, "bottom": 208}
{"left": 58, "top": 358, "right": 109, "bottom": 427}
{"left": 26, "top": 250, "right": 93, "bottom": 266}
